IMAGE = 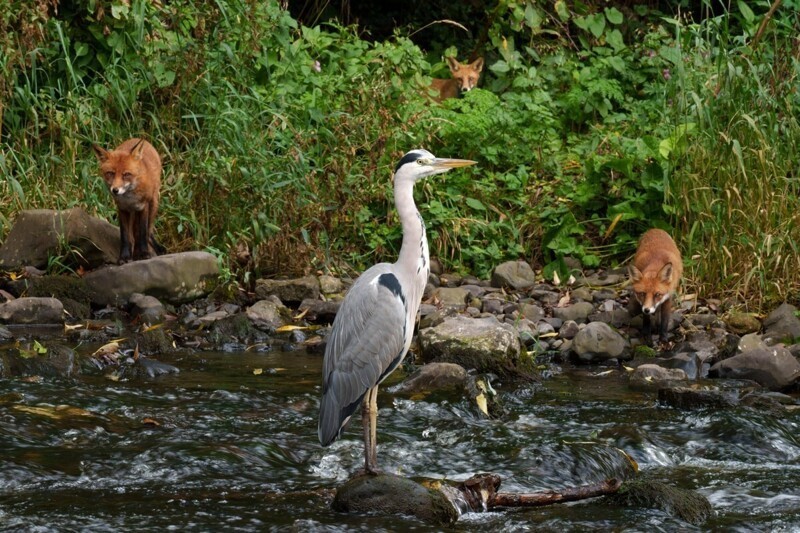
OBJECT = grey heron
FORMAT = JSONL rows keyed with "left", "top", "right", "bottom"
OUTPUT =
{"left": 318, "top": 149, "right": 477, "bottom": 474}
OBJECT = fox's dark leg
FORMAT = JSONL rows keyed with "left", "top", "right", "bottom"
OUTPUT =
{"left": 133, "top": 208, "right": 151, "bottom": 260}
{"left": 118, "top": 210, "right": 133, "bottom": 263}
{"left": 641, "top": 312, "right": 652, "bottom": 345}
{"left": 659, "top": 298, "right": 672, "bottom": 342}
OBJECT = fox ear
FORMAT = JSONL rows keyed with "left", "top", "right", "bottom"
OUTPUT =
{"left": 628, "top": 264, "right": 643, "bottom": 282}
{"left": 130, "top": 138, "right": 146, "bottom": 160}
{"left": 658, "top": 262, "right": 673, "bottom": 283}
{"left": 471, "top": 57, "right": 484, "bottom": 72}
{"left": 446, "top": 56, "right": 460, "bottom": 72}
{"left": 93, "top": 145, "right": 109, "bottom": 162}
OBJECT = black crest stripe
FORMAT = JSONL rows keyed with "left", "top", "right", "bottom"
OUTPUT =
{"left": 394, "top": 151, "right": 424, "bottom": 173}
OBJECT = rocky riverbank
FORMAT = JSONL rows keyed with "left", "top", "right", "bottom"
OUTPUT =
{"left": 1, "top": 208, "right": 800, "bottom": 407}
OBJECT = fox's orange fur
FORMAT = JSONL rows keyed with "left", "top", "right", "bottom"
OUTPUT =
{"left": 93, "top": 138, "right": 164, "bottom": 263}
{"left": 628, "top": 228, "right": 683, "bottom": 342}
{"left": 430, "top": 57, "right": 484, "bottom": 101}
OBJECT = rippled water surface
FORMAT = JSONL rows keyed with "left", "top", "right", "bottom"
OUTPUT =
{"left": 2, "top": 349, "right": 800, "bottom": 531}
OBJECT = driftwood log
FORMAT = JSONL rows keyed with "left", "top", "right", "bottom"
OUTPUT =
{"left": 332, "top": 472, "right": 625, "bottom": 526}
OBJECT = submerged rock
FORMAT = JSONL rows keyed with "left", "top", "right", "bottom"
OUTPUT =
{"left": 392, "top": 362, "right": 468, "bottom": 395}
{"left": 332, "top": 473, "right": 458, "bottom": 526}
{"left": 0, "top": 343, "right": 76, "bottom": 378}
{"left": 606, "top": 478, "right": 713, "bottom": 524}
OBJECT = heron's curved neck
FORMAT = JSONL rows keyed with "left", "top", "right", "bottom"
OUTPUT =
{"left": 394, "top": 176, "right": 429, "bottom": 287}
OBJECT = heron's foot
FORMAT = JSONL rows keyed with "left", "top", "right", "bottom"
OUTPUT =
{"left": 351, "top": 466, "right": 382, "bottom": 478}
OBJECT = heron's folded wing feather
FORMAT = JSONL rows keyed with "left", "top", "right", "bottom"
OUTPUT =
{"left": 318, "top": 265, "right": 408, "bottom": 444}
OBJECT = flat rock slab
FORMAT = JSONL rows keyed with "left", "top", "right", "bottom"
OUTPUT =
{"left": 83, "top": 252, "right": 219, "bottom": 306}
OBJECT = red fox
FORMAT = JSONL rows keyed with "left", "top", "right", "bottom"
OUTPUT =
{"left": 628, "top": 228, "right": 683, "bottom": 342}
{"left": 430, "top": 57, "right": 484, "bottom": 101}
{"left": 93, "top": 138, "right": 164, "bottom": 263}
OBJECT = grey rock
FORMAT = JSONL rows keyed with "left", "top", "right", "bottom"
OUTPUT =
{"left": 319, "top": 275, "right": 344, "bottom": 295}
{"left": 519, "top": 303, "right": 545, "bottom": 323}
{"left": 0, "top": 297, "right": 64, "bottom": 324}
{"left": 572, "top": 322, "right": 629, "bottom": 362}
{"left": 687, "top": 313, "right": 719, "bottom": 328}
{"left": 1, "top": 342, "right": 76, "bottom": 378}
{"left": 577, "top": 272, "right": 624, "bottom": 287}
{"left": 246, "top": 299, "right": 288, "bottom": 330}
{"left": 553, "top": 301, "right": 595, "bottom": 323}
{"left": 491, "top": 261, "right": 537, "bottom": 290}
{"left": 762, "top": 303, "right": 800, "bottom": 344}
{"left": 254, "top": 275, "right": 320, "bottom": 304}
{"left": 656, "top": 352, "right": 703, "bottom": 380}
{"left": 0, "top": 208, "right": 118, "bottom": 269}
{"left": 432, "top": 287, "right": 469, "bottom": 310}
{"left": 593, "top": 288, "right": 618, "bottom": 302}
{"left": 571, "top": 287, "right": 593, "bottom": 301}
{"left": 738, "top": 332, "right": 768, "bottom": 353}
{"left": 83, "top": 251, "right": 219, "bottom": 306}
{"left": 481, "top": 298, "right": 504, "bottom": 315}
{"left": 710, "top": 345, "right": 800, "bottom": 390}
{"left": 298, "top": 299, "right": 341, "bottom": 323}
{"left": 128, "top": 293, "right": 165, "bottom": 323}
{"left": 589, "top": 308, "right": 633, "bottom": 328}
{"left": 559, "top": 320, "right": 580, "bottom": 340}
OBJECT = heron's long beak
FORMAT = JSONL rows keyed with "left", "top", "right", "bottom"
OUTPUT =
{"left": 431, "top": 158, "right": 478, "bottom": 169}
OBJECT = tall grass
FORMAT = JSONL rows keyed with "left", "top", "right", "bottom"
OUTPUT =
{"left": 667, "top": 8, "right": 800, "bottom": 309}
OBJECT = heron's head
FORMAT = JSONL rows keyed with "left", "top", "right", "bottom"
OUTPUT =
{"left": 393, "top": 149, "right": 477, "bottom": 182}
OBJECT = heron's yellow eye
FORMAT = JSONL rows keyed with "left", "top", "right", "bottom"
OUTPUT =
{"left": 417, "top": 158, "right": 431, "bottom": 165}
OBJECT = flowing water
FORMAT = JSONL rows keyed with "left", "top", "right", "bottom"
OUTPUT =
{"left": 2, "top": 347, "right": 800, "bottom": 532}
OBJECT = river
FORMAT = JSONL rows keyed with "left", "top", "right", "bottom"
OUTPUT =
{"left": 2, "top": 348, "right": 800, "bottom": 531}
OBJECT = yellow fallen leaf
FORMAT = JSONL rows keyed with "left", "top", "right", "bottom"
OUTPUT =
{"left": 275, "top": 325, "right": 308, "bottom": 333}
{"left": 64, "top": 323, "right": 84, "bottom": 331}
{"left": 476, "top": 392, "right": 489, "bottom": 416}
{"left": 92, "top": 341, "right": 122, "bottom": 357}
{"left": 592, "top": 369, "right": 615, "bottom": 377}
{"left": 253, "top": 368, "right": 263, "bottom": 375}
{"left": 623, "top": 365, "right": 635, "bottom": 372}
{"left": 142, "top": 323, "right": 163, "bottom": 332}
{"left": 553, "top": 270, "right": 561, "bottom": 286}
{"left": 293, "top": 308, "right": 309, "bottom": 320}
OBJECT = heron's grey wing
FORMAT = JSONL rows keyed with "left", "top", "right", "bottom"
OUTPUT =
{"left": 318, "top": 264, "right": 409, "bottom": 446}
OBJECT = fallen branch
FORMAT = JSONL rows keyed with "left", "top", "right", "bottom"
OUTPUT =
{"left": 490, "top": 478, "right": 623, "bottom": 508}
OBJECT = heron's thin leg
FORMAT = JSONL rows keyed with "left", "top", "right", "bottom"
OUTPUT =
{"left": 369, "top": 387, "right": 378, "bottom": 471}
{"left": 362, "top": 388, "right": 373, "bottom": 473}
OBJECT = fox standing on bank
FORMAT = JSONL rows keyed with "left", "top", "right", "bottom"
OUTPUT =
{"left": 93, "top": 138, "right": 164, "bottom": 263}
{"left": 431, "top": 56, "right": 484, "bottom": 101}
{"left": 628, "top": 228, "right": 683, "bottom": 342}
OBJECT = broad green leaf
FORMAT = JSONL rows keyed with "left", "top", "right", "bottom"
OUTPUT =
{"left": 466, "top": 198, "right": 487, "bottom": 211}
{"left": 605, "top": 7, "right": 624, "bottom": 25}
{"left": 737, "top": 0, "right": 755, "bottom": 23}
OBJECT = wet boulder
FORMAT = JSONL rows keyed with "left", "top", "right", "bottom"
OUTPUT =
{"left": 629, "top": 364, "right": 687, "bottom": 391}
{"left": 657, "top": 386, "right": 739, "bottom": 409}
{"left": 491, "top": 261, "right": 537, "bottom": 290}
{"left": 762, "top": 303, "right": 800, "bottom": 344}
{"left": 0, "top": 207, "right": 118, "bottom": 270}
{"left": 254, "top": 275, "right": 320, "bottom": 304}
{"left": 83, "top": 251, "right": 219, "bottom": 306}
{"left": 571, "top": 322, "right": 629, "bottom": 363}
{"left": 392, "top": 362, "right": 468, "bottom": 395}
{"left": 332, "top": 473, "right": 458, "bottom": 526}
{"left": 0, "top": 297, "right": 64, "bottom": 325}
{"left": 0, "top": 343, "right": 76, "bottom": 378}
{"left": 418, "top": 315, "right": 532, "bottom": 379}
{"left": 606, "top": 478, "right": 713, "bottom": 525}
{"left": 709, "top": 345, "right": 800, "bottom": 391}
